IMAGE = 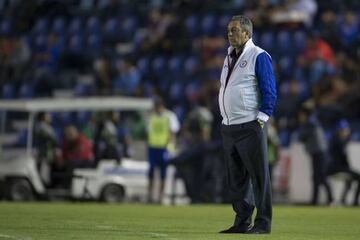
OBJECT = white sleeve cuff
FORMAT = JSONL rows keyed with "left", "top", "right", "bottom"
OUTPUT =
{"left": 257, "top": 111, "right": 269, "bottom": 122}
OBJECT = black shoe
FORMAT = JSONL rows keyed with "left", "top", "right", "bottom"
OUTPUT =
{"left": 245, "top": 226, "right": 271, "bottom": 234}
{"left": 219, "top": 224, "right": 252, "bottom": 234}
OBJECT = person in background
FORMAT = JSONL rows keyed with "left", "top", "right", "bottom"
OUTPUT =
{"left": 328, "top": 119, "right": 360, "bottom": 206}
{"left": 147, "top": 96, "right": 180, "bottom": 203}
{"left": 62, "top": 124, "right": 94, "bottom": 169}
{"left": 35, "top": 112, "right": 57, "bottom": 186}
{"left": 298, "top": 106, "right": 333, "bottom": 205}
{"left": 267, "top": 118, "right": 280, "bottom": 180}
{"left": 94, "top": 111, "right": 127, "bottom": 165}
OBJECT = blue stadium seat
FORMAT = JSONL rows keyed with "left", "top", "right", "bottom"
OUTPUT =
{"left": 137, "top": 57, "right": 150, "bottom": 75}
{"left": 68, "top": 34, "right": 84, "bottom": 52}
{"left": 86, "top": 16, "right": 101, "bottom": 35}
{"left": 76, "top": 111, "right": 91, "bottom": 126}
{"left": 169, "top": 82, "right": 184, "bottom": 102}
{"left": 122, "top": 16, "right": 138, "bottom": 38}
{"left": 185, "top": 15, "right": 199, "bottom": 37}
{"left": 152, "top": 56, "right": 167, "bottom": 75}
{"left": 33, "top": 18, "right": 49, "bottom": 35}
{"left": 184, "top": 56, "right": 198, "bottom": 75}
{"left": 74, "top": 83, "right": 90, "bottom": 96}
{"left": 0, "top": 19, "right": 11, "bottom": 35}
{"left": 87, "top": 34, "right": 102, "bottom": 50}
{"left": 18, "top": 84, "right": 33, "bottom": 99}
{"left": 68, "top": 18, "right": 83, "bottom": 35}
{"left": 61, "top": 112, "right": 73, "bottom": 125}
{"left": 278, "top": 56, "right": 293, "bottom": 77}
{"left": 201, "top": 14, "right": 216, "bottom": 36}
{"left": 2, "top": 84, "right": 15, "bottom": 99}
{"left": 103, "top": 17, "right": 119, "bottom": 41}
{"left": 219, "top": 14, "right": 231, "bottom": 32}
{"left": 277, "top": 31, "right": 292, "bottom": 53}
{"left": 168, "top": 56, "right": 183, "bottom": 74}
{"left": 52, "top": 17, "right": 66, "bottom": 35}
{"left": 260, "top": 32, "right": 275, "bottom": 51}
{"left": 293, "top": 30, "right": 306, "bottom": 51}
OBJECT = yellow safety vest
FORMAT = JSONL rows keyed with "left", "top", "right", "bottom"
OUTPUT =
{"left": 148, "top": 112, "right": 170, "bottom": 148}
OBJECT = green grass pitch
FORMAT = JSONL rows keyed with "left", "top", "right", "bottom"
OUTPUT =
{"left": 0, "top": 203, "right": 359, "bottom": 240}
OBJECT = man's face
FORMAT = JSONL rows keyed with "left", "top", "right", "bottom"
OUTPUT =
{"left": 227, "top": 21, "right": 248, "bottom": 48}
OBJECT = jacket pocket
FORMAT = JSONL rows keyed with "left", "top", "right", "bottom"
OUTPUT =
{"left": 242, "top": 86, "right": 258, "bottom": 110}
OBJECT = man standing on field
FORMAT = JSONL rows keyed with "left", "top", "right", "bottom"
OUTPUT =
{"left": 218, "top": 15, "right": 277, "bottom": 234}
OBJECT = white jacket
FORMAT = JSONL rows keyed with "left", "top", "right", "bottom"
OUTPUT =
{"left": 218, "top": 39, "right": 277, "bottom": 125}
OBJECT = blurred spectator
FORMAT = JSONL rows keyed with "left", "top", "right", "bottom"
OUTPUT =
{"left": 35, "top": 112, "right": 57, "bottom": 186}
{"left": 298, "top": 105, "right": 333, "bottom": 205}
{"left": 267, "top": 118, "right": 280, "bottom": 180}
{"left": 297, "top": 33, "right": 336, "bottom": 85}
{"left": 93, "top": 57, "right": 114, "bottom": 95}
{"left": 62, "top": 124, "right": 94, "bottom": 168}
{"left": 328, "top": 120, "right": 360, "bottom": 206}
{"left": 113, "top": 59, "right": 141, "bottom": 96}
{"left": 94, "top": 111, "right": 127, "bottom": 165}
{"left": 271, "top": 0, "right": 318, "bottom": 27}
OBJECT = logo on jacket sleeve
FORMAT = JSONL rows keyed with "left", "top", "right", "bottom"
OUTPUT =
{"left": 240, "top": 60, "right": 247, "bottom": 68}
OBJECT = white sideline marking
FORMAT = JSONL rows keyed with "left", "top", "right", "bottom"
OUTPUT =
{"left": 0, "top": 234, "right": 32, "bottom": 240}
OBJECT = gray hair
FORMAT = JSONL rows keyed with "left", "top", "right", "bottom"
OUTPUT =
{"left": 231, "top": 15, "right": 253, "bottom": 38}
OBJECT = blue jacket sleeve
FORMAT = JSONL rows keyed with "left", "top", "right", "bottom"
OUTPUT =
{"left": 255, "top": 52, "right": 277, "bottom": 117}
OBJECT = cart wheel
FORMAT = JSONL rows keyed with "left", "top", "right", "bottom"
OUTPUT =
{"left": 6, "top": 179, "right": 34, "bottom": 201}
{"left": 101, "top": 184, "right": 125, "bottom": 203}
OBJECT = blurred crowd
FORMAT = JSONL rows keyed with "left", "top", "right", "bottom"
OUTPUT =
{"left": 0, "top": 0, "right": 360, "bottom": 204}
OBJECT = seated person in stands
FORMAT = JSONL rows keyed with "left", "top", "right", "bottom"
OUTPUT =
{"left": 61, "top": 124, "right": 94, "bottom": 169}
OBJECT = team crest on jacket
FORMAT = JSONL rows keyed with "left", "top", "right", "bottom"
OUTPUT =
{"left": 240, "top": 60, "right": 247, "bottom": 67}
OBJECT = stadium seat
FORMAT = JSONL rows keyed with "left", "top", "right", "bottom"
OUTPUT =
{"left": 86, "top": 16, "right": 101, "bottom": 35}
{"left": 74, "top": 83, "right": 90, "bottom": 96}
{"left": 52, "top": 17, "right": 66, "bottom": 35}
{"left": 277, "top": 31, "right": 292, "bottom": 53}
{"left": 87, "top": 34, "right": 102, "bottom": 50}
{"left": 278, "top": 56, "right": 293, "bottom": 77}
{"left": 32, "top": 18, "right": 49, "bottom": 35}
{"left": 151, "top": 56, "right": 167, "bottom": 75}
{"left": 0, "top": 19, "right": 11, "bottom": 35}
{"left": 260, "top": 32, "right": 275, "bottom": 52}
{"left": 2, "top": 84, "right": 15, "bottom": 99}
{"left": 218, "top": 14, "right": 231, "bottom": 32}
{"left": 68, "top": 18, "right": 83, "bottom": 35}
{"left": 18, "top": 84, "right": 33, "bottom": 99}
{"left": 293, "top": 30, "right": 306, "bottom": 51}
{"left": 168, "top": 56, "right": 183, "bottom": 74}
{"left": 201, "top": 14, "right": 216, "bottom": 36}
{"left": 76, "top": 111, "right": 91, "bottom": 126}
{"left": 68, "top": 34, "right": 84, "bottom": 53}
{"left": 184, "top": 56, "right": 198, "bottom": 75}
{"left": 185, "top": 15, "right": 199, "bottom": 37}
{"left": 122, "top": 16, "right": 138, "bottom": 38}
{"left": 137, "top": 57, "right": 150, "bottom": 75}
{"left": 61, "top": 112, "right": 73, "bottom": 125}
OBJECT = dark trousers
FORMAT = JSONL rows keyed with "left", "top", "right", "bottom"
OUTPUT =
{"left": 221, "top": 120, "right": 272, "bottom": 229}
{"left": 310, "top": 152, "right": 333, "bottom": 205}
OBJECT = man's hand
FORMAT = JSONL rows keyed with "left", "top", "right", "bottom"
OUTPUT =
{"left": 257, "top": 119, "right": 265, "bottom": 128}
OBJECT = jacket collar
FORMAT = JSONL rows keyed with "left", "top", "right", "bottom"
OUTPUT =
{"left": 227, "top": 38, "right": 254, "bottom": 56}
